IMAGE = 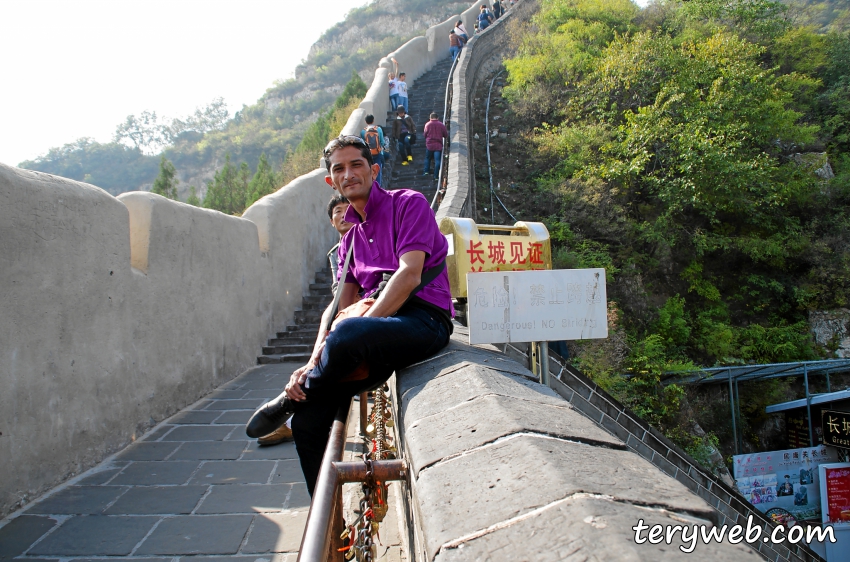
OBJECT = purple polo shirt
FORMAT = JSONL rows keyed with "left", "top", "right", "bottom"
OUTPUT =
{"left": 337, "top": 183, "right": 454, "bottom": 315}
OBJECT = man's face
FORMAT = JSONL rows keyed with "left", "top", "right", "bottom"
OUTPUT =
{"left": 324, "top": 145, "right": 377, "bottom": 202}
{"left": 330, "top": 202, "right": 352, "bottom": 236}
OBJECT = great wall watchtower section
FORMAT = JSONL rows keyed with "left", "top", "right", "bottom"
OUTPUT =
{"left": 0, "top": 1, "right": 829, "bottom": 560}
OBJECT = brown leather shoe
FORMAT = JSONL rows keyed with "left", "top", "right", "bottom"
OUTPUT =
{"left": 257, "top": 423, "right": 293, "bottom": 446}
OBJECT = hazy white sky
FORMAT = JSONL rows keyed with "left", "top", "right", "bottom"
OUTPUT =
{"left": 0, "top": 0, "right": 371, "bottom": 167}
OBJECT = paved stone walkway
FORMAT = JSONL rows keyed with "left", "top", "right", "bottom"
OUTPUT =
{"left": 0, "top": 363, "right": 405, "bottom": 561}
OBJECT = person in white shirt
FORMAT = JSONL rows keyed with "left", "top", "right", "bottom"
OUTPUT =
{"left": 391, "top": 58, "right": 409, "bottom": 113}
{"left": 388, "top": 71, "right": 400, "bottom": 111}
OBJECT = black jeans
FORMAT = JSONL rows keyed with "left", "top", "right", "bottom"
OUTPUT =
{"left": 291, "top": 304, "right": 450, "bottom": 495}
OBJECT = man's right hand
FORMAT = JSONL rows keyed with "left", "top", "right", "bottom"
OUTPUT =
{"left": 285, "top": 364, "right": 311, "bottom": 401}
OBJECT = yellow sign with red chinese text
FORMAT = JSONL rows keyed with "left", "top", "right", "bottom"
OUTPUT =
{"left": 439, "top": 217, "right": 552, "bottom": 299}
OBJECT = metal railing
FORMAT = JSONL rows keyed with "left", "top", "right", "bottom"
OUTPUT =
{"left": 296, "top": 393, "right": 407, "bottom": 562}
{"left": 431, "top": 54, "right": 460, "bottom": 211}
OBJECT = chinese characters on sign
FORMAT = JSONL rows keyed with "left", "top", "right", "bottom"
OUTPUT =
{"left": 466, "top": 240, "right": 546, "bottom": 271}
{"left": 823, "top": 409, "right": 850, "bottom": 450}
{"left": 733, "top": 446, "right": 838, "bottom": 523}
{"left": 466, "top": 269, "right": 608, "bottom": 345}
{"left": 823, "top": 465, "right": 850, "bottom": 524}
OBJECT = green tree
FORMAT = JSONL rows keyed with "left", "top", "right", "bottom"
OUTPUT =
{"left": 246, "top": 153, "right": 278, "bottom": 207}
{"left": 203, "top": 154, "right": 249, "bottom": 215}
{"left": 186, "top": 186, "right": 200, "bottom": 206}
{"left": 151, "top": 156, "right": 179, "bottom": 199}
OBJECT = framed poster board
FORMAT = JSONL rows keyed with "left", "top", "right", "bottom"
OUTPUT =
{"left": 734, "top": 446, "right": 838, "bottom": 522}
{"left": 819, "top": 463, "right": 850, "bottom": 561}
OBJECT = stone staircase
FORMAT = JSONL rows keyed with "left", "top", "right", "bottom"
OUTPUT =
{"left": 257, "top": 268, "right": 332, "bottom": 364}
{"left": 384, "top": 56, "right": 454, "bottom": 202}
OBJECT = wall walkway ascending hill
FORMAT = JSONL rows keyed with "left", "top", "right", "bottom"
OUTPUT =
{"left": 0, "top": 0, "right": 488, "bottom": 518}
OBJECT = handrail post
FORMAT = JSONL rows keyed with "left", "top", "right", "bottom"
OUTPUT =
{"left": 359, "top": 392, "right": 368, "bottom": 437}
{"left": 297, "top": 400, "right": 352, "bottom": 562}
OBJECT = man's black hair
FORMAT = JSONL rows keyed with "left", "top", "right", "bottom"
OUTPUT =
{"left": 327, "top": 194, "right": 349, "bottom": 220}
{"left": 365, "top": 114, "right": 375, "bottom": 124}
{"left": 323, "top": 135, "right": 374, "bottom": 172}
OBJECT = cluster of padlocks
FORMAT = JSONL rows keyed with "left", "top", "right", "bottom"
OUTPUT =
{"left": 339, "top": 386, "right": 396, "bottom": 561}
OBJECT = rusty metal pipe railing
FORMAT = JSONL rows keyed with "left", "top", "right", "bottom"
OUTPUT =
{"left": 297, "top": 400, "right": 352, "bottom": 562}
{"left": 297, "top": 395, "right": 408, "bottom": 562}
{"left": 333, "top": 459, "right": 407, "bottom": 484}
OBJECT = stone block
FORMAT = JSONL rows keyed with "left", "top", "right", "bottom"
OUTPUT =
{"left": 405, "top": 394, "right": 624, "bottom": 475}
{"left": 195, "top": 484, "right": 290, "bottom": 514}
{"left": 243, "top": 512, "right": 308, "bottom": 553}
{"left": 28, "top": 515, "right": 158, "bottom": 556}
{"left": 203, "top": 399, "right": 264, "bottom": 411}
{"left": 134, "top": 515, "right": 253, "bottom": 555}
{"left": 397, "top": 346, "right": 529, "bottom": 398}
{"left": 432, "top": 496, "right": 762, "bottom": 562}
{"left": 104, "top": 486, "right": 208, "bottom": 515}
{"left": 160, "top": 425, "right": 235, "bottom": 441}
{"left": 189, "top": 461, "right": 276, "bottom": 485}
{"left": 171, "top": 410, "right": 222, "bottom": 424}
{"left": 400, "top": 362, "right": 563, "bottom": 425}
{"left": 74, "top": 466, "right": 126, "bottom": 486}
{"left": 142, "top": 425, "right": 175, "bottom": 441}
{"left": 215, "top": 411, "right": 254, "bottom": 425}
{"left": 222, "top": 425, "right": 253, "bottom": 441}
{"left": 269, "top": 460, "right": 305, "bottom": 484}
{"left": 169, "top": 441, "right": 248, "bottom": 461}
{"left": 243, "top": 442, "right": 299, "bottom": 461}
{"left": 414, "top": 434, "right": 714, "bottom": 559}
{"left": 0, "top": 515, "right": 56, "bottom": 557}
{"left": 110, "top": 461, "right": 200, "bottom": 486}
{"left": 25, "top": 486, "right": 127, "bottom": 515}
{"left": 285, "top": 483, "right": 311, "bottom": 511}
{"left": 115, "top": 441, "right": 180, "bottom": 461}
{"left": 206, "top": 389, "right": 250, "bottom": 399}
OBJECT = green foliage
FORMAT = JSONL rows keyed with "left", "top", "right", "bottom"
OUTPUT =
{"left": 203, "top": 154, "right": 248, "bottom": 216}
{"left": 246, "top": 153, "right": 277, "bottom": 207}
{"left": 18, "top": 138, "right": 158, "bottom": 196}
{"left": 186, "top": 186, "right": 200, "bottom": 207}
{"left": 502, "top": 0, "right": 850, "bottom": 462}
{"left": 151, "top": 156, "right": 179, "bottom": 199}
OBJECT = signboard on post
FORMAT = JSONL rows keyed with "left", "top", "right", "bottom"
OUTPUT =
{"left": 440, "top": 217, "right": 552, "bottom": 299}
{"left": 823, "top": 410, "right": 850, "bottom": 450}
{"left": 466, "top": 268, "right": 608, "bottom": 345}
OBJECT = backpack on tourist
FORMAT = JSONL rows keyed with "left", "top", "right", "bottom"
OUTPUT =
{"left": 364, "top": 126, "right": 382, "bottom": 156}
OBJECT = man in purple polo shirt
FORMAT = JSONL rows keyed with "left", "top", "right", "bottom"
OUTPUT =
{"left": 246, "top": 135, "right": 453, "bottom": 494}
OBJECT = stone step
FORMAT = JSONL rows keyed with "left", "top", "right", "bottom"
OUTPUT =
{"left": 269, "top": 335, "right": 315, "bottom": 346}
{"left": 258, "top": 353, "right": 312, "bottom": 364}
{"left": 295, "top": 315, "right": 322, "bottom": 325}
{"left": 309, "top": 283, "right": 331, "bottom": 291}
{"left": 262, "top": 343, "right": 312, "bottom": 355}
{"left": 284, "top": 323, "right": 320, "bottom": 333}
{"left": 304, "top": 294, "right": 332, "bottom": 304}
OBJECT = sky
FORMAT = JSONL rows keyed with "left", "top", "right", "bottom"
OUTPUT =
{"left": 0, "top": 0, "right": 372, "bottom": 167}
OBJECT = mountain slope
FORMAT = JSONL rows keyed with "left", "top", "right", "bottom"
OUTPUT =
{"left": 20, "top": 0, "right": 470, "bottom": 198}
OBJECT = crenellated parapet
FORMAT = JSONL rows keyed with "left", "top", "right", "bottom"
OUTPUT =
{"left": 0, "top": 1, "right": 488, "bottom": 518}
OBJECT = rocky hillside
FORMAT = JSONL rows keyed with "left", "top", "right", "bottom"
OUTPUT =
{"left": 19, "top": 0, "right": 470, "bottom": 199}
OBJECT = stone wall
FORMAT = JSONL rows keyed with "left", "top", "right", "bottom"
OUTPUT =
{"left": 437, "top": 0, "right": 538, "bottom": 221}
{"left": 0, "top": 1, "right": 487, "bottom": 518}
{"left": 394, "top": 329, "right": 763, "bottom": 561}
